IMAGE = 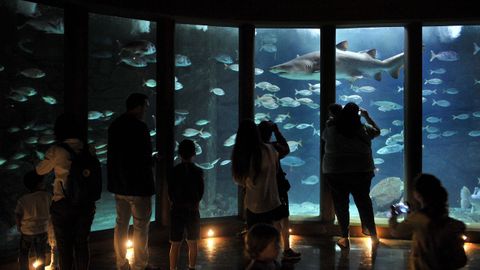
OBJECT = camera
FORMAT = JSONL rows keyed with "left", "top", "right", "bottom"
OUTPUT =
{"left": 391, "top": 202, "right": 409, "bottom": 215}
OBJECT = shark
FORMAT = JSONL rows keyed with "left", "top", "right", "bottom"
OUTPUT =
{"left": 269, "top": 40, "right": 404, "bottom": 82}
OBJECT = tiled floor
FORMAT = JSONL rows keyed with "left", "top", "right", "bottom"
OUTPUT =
{"left": 1, "top": 235, "right": 480, "bottom": 269}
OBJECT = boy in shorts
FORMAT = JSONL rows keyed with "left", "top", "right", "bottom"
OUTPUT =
{"left": 168, "top": 139, "right": 205, "bottom": 270}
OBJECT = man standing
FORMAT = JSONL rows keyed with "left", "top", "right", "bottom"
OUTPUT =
{"left": 108, "top": 93, "right": 155, "bottom": 270}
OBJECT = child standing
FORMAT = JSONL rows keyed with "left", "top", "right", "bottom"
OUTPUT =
{"left": 15, "top": 170, "right": 52, "bottom": 270}
{"left": 168, "top": 139, "right": 205, "bottom": 270}
{"left": 245, "top": 223, "right": 282, "bottom": 270}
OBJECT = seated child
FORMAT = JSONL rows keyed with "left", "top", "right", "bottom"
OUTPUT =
{"left": 168, "top": 139, "right": 205, "bottom": 270}
{"left": 245, "top": 223, "right": 281, "bottom": 270}
{"left": 15, "top": 170, "right": 52, "bottom": 270}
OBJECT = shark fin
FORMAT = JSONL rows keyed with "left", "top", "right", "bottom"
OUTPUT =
{"left": 336, "top": 41, "right": 348, "bottom": 51}
{"left": 366, "top": 49, "right": 377, "bottom": 58}
{"left": 390, "top": 68, "right": 401, "bottom": 79}
{"left": 374, "top": 72, "right": 382, "bottom": 81}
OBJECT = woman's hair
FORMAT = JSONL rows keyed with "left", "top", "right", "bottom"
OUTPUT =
{"left": 328, "top": 103, "right": 342, "bottom": 118}
{"left": 54, "top": 113, "right": 82, "bottom": 141}
{"left": 178, "top": 139, "right": 195, "bottom": 159}
{"left": 245, "top": 223, "right": 280, "bottom": 260}
{"left": 415, "top": 173, "right": 449, "bottom": 220}
{"left": 231, "top": 119, "right": 263, "bottom": 183}
{"left": 258, "top": 120, "right": 273, "bottom": 143}
{"left": 336, "top": 102, "right": 362, "bottom": 137}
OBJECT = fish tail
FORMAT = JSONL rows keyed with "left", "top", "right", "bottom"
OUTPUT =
{"left": 430, "top": 50, "right": 436, "bottom": 62}
{"left": 474, "top": 42, "right": 480, "bottom": 55}
{"left": 432, "top": 99, "right": 437, "bottom": 106}
{"left": 424, "top": 80, "right": 428, "bottom": 85}
{"left": 452, "top": 115, "right": 457, "bottom": 120}
{"left": 383, "top": 52, "right": 404, "bottom": 79}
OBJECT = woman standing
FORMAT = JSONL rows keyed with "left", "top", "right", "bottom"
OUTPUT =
{"left": 232, "top": 119, "right": 282, "bottom": 229}
{"left": 322, "top": 102, "right": 381, "bottom": 249}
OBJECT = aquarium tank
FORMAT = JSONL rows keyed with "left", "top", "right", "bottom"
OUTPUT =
{"left": 335, "top": 27, "right": 406, "bottom": 224}
{"left": 0, "top": 0, "right": 64, "bottom": 255}
{"left": 422, "top": 26, "right": 480, "bottom": 229}
{"left": 174, "top": 24, "right": 239, "bottom": 218}
{"left": 254, "top": 29, "right": 321, "bottom": 217}
{"left": 87, "top": 14, "right": 157, "bottom": 231}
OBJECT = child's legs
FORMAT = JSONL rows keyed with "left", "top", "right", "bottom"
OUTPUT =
{"left": 19, "top": 234, "right": 33, "bottom": 270}
{"left": 32, "top": 233, "right": 47, "bottom": 269}
{"left": 169, "top": 241, "right": 182, "bottom": 270}
{"left": 186, "top": 240, "right": 198, "bottom": 269}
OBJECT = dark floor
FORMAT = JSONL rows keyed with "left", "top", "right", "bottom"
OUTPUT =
{"left": 2, "top": 235, "right": 480, "bottom": 270}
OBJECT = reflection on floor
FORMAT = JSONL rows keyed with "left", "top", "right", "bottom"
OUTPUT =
{"left": 1, "top": 235, "right": 480, "bottom": 269}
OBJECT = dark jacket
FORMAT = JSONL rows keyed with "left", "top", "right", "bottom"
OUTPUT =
{"left": 169, "top": 162, "right": 204, "bottom": 211}
{"left": 107, "top": 113, "right": 154, "bottom": 196}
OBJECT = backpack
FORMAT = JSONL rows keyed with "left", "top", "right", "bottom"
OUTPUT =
{"left": 428, "top": 217, "right": 468, "bottom": 269}
{"left": 59, "top": 143, "right": 102, "bottom": 204}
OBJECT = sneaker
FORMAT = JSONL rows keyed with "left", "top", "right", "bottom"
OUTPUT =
{"left": 336, "top": 237, "right": 350, "bottom": 249}
{"left": 282, "top": 248, "right": 301, "bottom": 260}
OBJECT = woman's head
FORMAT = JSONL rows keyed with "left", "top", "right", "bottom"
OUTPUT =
{"left": 245, "top": 223, "right": 280, "bottom": 261}
{"left": 231, "top": 119, "right": 263, "bottom": 182}
{"left": 337, "top": 102, "right": 362, "bottom": 136}
{"left": 414, "top": 173, "right": 448, "bottom": 218}
{"left": 258, "top": 120, "right": 273, "bottom": 143}
{"left": 54, "top": 113, "right": 81, "bottom": 141}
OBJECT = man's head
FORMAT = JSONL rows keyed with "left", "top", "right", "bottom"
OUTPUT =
{"left": 23, "top": 170, "right": 44, "bottom": 192}
{"left": 178, "top": 139, "right": 196, "bottom": 160}
{"left": 126, "top": 93, "right": 149, "bottom": 120}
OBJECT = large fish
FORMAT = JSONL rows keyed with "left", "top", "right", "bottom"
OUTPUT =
{"left": 269, "top": 40, "right": 404, "bottom": 82}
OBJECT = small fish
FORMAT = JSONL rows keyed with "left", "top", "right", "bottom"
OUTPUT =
{"left": 195, "top": 119, "right": 210, "bottom": 126}
{"left": 88, "top": 111, "right": 104, "bottom": 120}
{"left": 225, "top": 64, "right": 239, "bottom": 71}
{"left": 472, "top": 111, "right": 480, "bottom": 118}
{"left": 175, "top": 109, "right": 189, "bottom": 115}
{"left": 265, "top": 84, "right": 280, "bottom": 92}
{"left": 143, "top": 79, "right": 156, "bottom": 88}
{"left": 351, "top": 85, "right": 376, "bottom": 93}
{"left": 223, "top": 134, "right": 236, "bottom": 147}
{"left": 424, "top": 126, "right": 439, "bottom": 133}
{"left": 339, "top": 94, "right": 363, "bottom": 104}
{"left": 380, "top": 128, "right": 391, "bottom": 136}
{"left": 214, "top": 54, "right": 233, "bottom": 64}
{"left": 424, "top": 78, "right": 443, "bottom": 85}
{"left": 474, "top": 79, "right": 480, "bottom": 85}
{"left": 397, "top": 86, "right": 404, "bottom": 92}
{"left": 175, "top": 81, "right": 184, "bottom": 91}
{"left": 374, "top": 158, "right": 384, "bottom": 165}
{"left": 442, "top": 131, "right": 458, "bottom": 137}
{"left": 7, "top": 127, "right": 21, "bottom": 133}
{"left": 427, "top": 133, "right": 441, "bottom": 139}
{"left": 295, "top": 89, "right": 312, "bottom": 96}
{"left": 42, "top": 96, "right": 57, "bottom": 105}
{"left": 452, "top": 114, "right": 469, "bottom": 120}
{"left": 296, "top": 123, "right": 313, "bottom": 129}
{"left": 199, "top": 131, "right": 212, "bottom": 139}
{"left": 429, "top": 68, "right": 446, "bottom": 75}
{"left": 210, "top": 88, "right": 225, "bottom": 96}
{"left": 259, "top": 43, "right": 277, "bottom": 53}
{"left": 12, "top": 152, "right": 27, "bottom": 160}
{"left": 118, "top": 55, "right": 147, "bottom": 68}
{"left": 0, "top": 64, "right": 4, "bottom": 71}
{"left": 25, "top": 136, "right": 38, "bottom": 144}
{"left": 39, "top": 134, "right": 55, "bottom": 144}
{"left": 283, "top": 123, "right": 296, "bottom": 130}
{"left": 422, "top": 89, "right": 437, "bottom": 96}
{"left": 6, "top": 164, "right": 20, "bottom": 170}
{"left": 11, "top": 86, "right": 37, "bottom": 96}
{"left": 432, "top": 99, "right": 450, "bottom": 107}
{"left": 474, "top": 42, "right": 480, "bottom": 55}
{"left": 117, "top": 39, "right": 156, "bottom": 56}
{"left": 392, "top": 120, "right": 404, "bottom": 127}
{"left": 103, "top": 110, "right": 115, "bottom": 117}
{"left": 255, "top": 81, "right": 272, "bottom": 90}
{"left": 287, "top": 140, "right": 302, "bottom": 152}
{"left": 280, "top": 156, "right": 306, "bottom": 167}
{"left": 175, "top": 54, "right": 191, "bottom": 67}
{"left": 308, "top": 83, "right": 320, "bottom": 90}
{"left": 20, "top": 68, "right": 45, "bottom": 78}
{"left": 430, "top": 50, "right": 458, "bottom": 62}
{"left": 468, "top": 130, "right": 480, "bottom": 137}
{"left": 183, "top": 128, "right": 202, "bottom": 137}
{"left": 0, "top": 158, "right": 6, "bottom": 166}
{"left": 274, "top": 113, "right": 290, "bottom": 123}
{"left": 301, "top": 175, "right": 319, "bottom": 185}
{"left": 175, "top": 115, "right": 186, "bottom": 126}
{"left": 377, "top": 144, "right": 403, "bottom": 155}
{"left": 426, "top": 116, "right": 442, "bottom": 123}
{"left": 149, "top": 129, "right": 156, "bottom": 137}
{"left": 220, "top": 160, "right": 231, "bottom": 166}
{"left": 7, "top": 93, "right": 28, "bottom": 102}
{"left": 443, "top": 88, "right": 458, "bottom": 94}
{"left": 254, "top": 68, "right": 264, "bottom": 76}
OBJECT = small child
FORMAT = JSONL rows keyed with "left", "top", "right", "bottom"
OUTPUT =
{"left": 168, "top": 139, "right": 205, "bottom": 270}
{"left": 245, "top": 223, "right": 281, "bottom": 270}
{"left": 15, "top": 170, "right": 52, "bottom": 270}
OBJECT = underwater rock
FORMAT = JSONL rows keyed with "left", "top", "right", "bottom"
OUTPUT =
{"left": 460, "top": 186, "right": 471, "bottom": 210}
{"left": 470, "top": 187, "right": 480, "bottom": 213}
{"left": 369, "top": 177, "right": 404, "bottom": 211}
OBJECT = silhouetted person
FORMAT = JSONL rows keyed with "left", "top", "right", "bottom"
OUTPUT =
{"left": 389, "top": 174, "right": 467, "bottom": 270}
{"left": 232, "top": 119, "right": 282, "bottom": 230}
{"left": 16, "top": 171, "right": 51, "bottom": 270}
{"left": 168, "top": 139, "right": 204, "bottom": 270}
{"left": 326, "top": 103, "right": 342, "bottom": 126}
{"left": 322, "top": 102, "right": 381, "bottom": 249}
{"left": 245, "top": 223, "right": 282, "bottom": 270}
{"left": 108, "top": 93, "right": 155, "bottom": 270}
{"left": 36, "top": 113, "right": 96, "bottom": 270}
{"left": 258, "top": 120, "right": 300, "bottom": 261}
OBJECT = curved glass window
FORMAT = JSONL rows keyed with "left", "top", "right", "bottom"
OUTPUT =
{"left": 255, "top": 28, "right": 321, "bottom": 217}
{"left": 88, "top": 14, "right": 156, "bottom": 230}
{"left": 174, "top": 24, "right": 239, "bottom": 218}
{"left": 422, "top": 25, "right": 480, "bottom": 228}
{"left": 0, "top": 0, "right": 64, "bottom": 254}
{"left": 335, "top": 27, "right": 405, "bottom": 224}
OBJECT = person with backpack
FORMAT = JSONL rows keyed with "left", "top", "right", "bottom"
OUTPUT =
{"left": 389, "top": 173, "right": 467, "bottom": 270}
{"left": 36, "top": 113, "right": 100, "bottom": 270}
{"left": 108, "top": 93, "right": 157, "bottom": 270}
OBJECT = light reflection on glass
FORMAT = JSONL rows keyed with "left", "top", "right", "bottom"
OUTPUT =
{"left": 126, "top": 240, "right": 134, "bottom": 262}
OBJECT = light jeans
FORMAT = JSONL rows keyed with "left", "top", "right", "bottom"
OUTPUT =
{"left": 114, "top": 195, "right": 152, "bottom": 270}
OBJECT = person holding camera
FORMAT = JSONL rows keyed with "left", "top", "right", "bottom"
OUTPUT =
{"left": 389, "top": 174, "right": 467, "bottom": 270}
{"left": 258, "top": 120, "right": 301, "bottom": 261}
{"left": 322, "top": 102, "right": 381, "bottom": 249}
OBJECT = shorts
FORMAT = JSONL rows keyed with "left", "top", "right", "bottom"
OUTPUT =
{"left": 170, "top": 209, "right": 200, "bottom": 242}
{"left": 246, "top": 205, "right": 284, "bottom": 229}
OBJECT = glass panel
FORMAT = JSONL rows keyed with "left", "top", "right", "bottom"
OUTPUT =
{"left": 88, "top": 14, "right": 156, "bottom": 230}
{"left": 174, "top": 24, "right": 238, "bottom": 218}
{"left": 335, "top": 27, "right": 405, "bottom": 224}
{"left": 0, "top": 0, "right": 64, "bottom": 254}
{"left": 422, "top": 25, "right": 479, "bottom": 228}
{"left": 255, "top": 28, "right": 321, "bottom": 217}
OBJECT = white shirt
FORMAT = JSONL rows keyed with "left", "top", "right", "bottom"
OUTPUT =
{"left": 15, "top": 191, "right": 52, "bottom": 235}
